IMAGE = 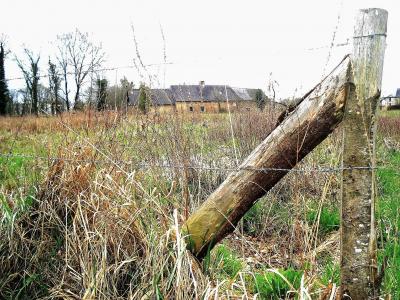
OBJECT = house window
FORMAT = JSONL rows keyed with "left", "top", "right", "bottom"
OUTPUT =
{"left": 200, "top": 106, "right": 205, "bottom": 112}
{"left": 189, "top": 106, "right": 193, "bottom": 112}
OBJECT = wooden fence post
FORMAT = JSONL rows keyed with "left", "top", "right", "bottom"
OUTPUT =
{"left": 340, "top": 8, "right": 387, "bottom": 299}
{"left": 182, "top": 57, "right": 352, "bottom": 259}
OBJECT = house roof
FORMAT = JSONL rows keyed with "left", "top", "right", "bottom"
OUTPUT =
{"left": 231, "top": 87, "right": 258, "bottom": 101}
{"left": 128, "top": 89, "right": 175, "bottom": 106}
{"left": 128, "top": 85, "right": 259, "bottom": 105}
{"left": 170, "top": 85, "right": 244, "bottom": 102}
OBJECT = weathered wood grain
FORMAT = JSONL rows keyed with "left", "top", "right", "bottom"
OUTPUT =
{"left": 183, "top": 57, "right": 353, "bottom": 259}
{"left": 340, "top": 8, "right": 387, "bottom": 300}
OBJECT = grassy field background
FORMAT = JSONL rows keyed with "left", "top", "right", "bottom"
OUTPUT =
{"left": 0, "top": 108, "right": 398, "bottom": 299}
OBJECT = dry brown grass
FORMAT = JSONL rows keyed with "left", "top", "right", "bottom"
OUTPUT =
{"left": 1, "top": 144, "right": 210, "bottom": 299}
{"left": 0, "top": 106, "right": 368, "bottom": 299}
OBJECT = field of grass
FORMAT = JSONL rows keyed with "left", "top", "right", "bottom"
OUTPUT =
{"left": 0, "top": 108, "right": 399, "bottom": 299}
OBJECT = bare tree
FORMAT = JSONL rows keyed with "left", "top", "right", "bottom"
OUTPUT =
{"left": 15, "top": 49, "right": 40, "bottom": 116}
{"left": 56, "top": 35, "right": 71, "bottom": 111}
{"left": 37, "top": 83, "right": 51, "bottom": 113}
{"left": 58, "top": 29, "right": 105, "bottom": 110}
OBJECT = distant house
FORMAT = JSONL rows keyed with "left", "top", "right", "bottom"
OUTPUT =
{"left": 381, "top": 88, "right": 400, "bottom": 110}
{"left": 128, "top": 82, "right": 260, "bottom": 113}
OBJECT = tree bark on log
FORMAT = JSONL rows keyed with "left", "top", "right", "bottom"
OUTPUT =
{"left": 183, "top": 57, "right": 353, "bottom": 259}
{"left": 340, "top": 8, "right": 387, "bottom": 300}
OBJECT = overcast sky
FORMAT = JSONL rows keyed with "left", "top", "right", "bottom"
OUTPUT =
{"left": 1, "top": 0, "right": 399, "bottom": 99}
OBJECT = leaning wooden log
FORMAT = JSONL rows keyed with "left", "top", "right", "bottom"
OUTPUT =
{"left": 182, "top": 56, "right": 353, "bottom": 259}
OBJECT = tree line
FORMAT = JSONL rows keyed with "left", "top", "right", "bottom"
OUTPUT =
{"left": 0, "top": 28, "right": 271, "bottom": 117}
{"left": 0, "top": 30, "right": 134, "bottom": 117}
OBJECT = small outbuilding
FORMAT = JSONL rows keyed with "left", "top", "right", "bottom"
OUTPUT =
{"left": 381, "top": 88, "right": 400, "bottom": 110}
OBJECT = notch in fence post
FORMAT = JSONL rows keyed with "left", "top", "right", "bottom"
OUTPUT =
{"left": 340, "top": 8, "right": 387, "bottom": 299}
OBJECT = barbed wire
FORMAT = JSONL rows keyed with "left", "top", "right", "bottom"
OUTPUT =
{"left": 0, "top": 152, "right": 397, "bottom": 174}
{"left": 305, "top": 39, "right": 350, "bottom": 51}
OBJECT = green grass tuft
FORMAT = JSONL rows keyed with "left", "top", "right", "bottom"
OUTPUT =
{"left": 252, "top": 268, "right": 302, "bottom": 299}
{"left": 214, "top": 244, "right": 243, "bottom": 278}
{"left": 307, "top": 207, "right": 340, "bottom": 235}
